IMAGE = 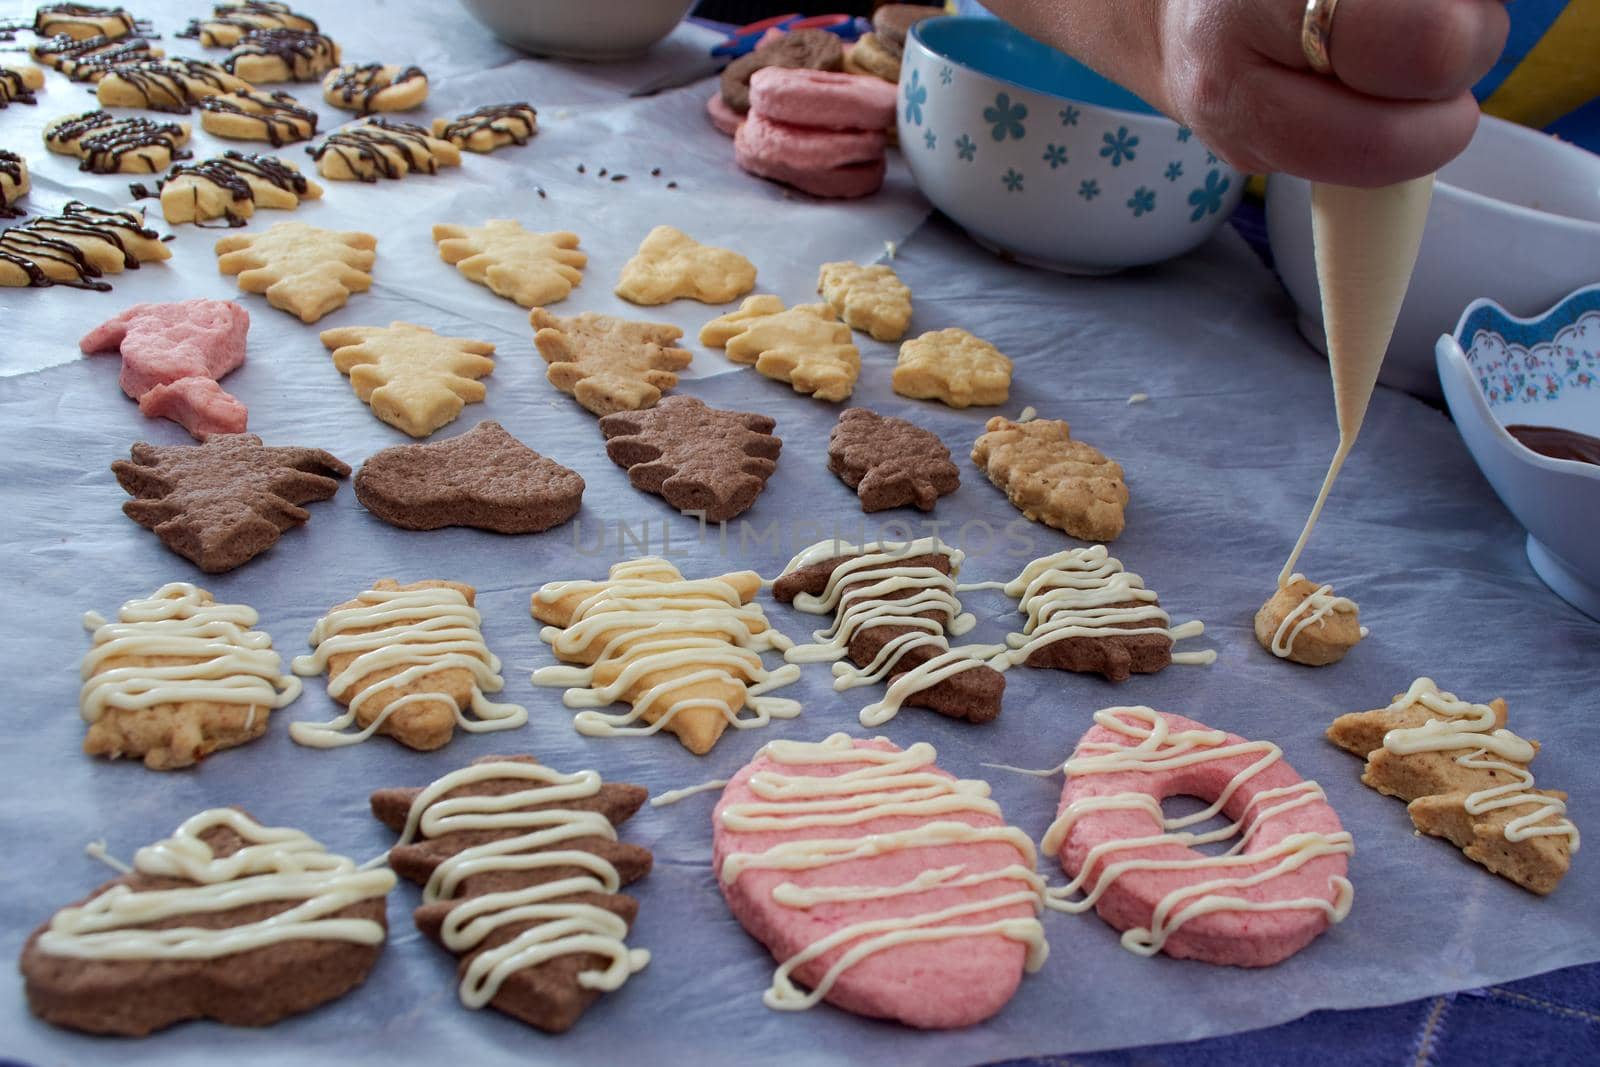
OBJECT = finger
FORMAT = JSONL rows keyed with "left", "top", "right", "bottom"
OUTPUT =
{"left": 1190, "top": 58, "right": 1481, "bottom": 185}
{"left": 1245, "top": 0, "right": 1510, "bottom": 101}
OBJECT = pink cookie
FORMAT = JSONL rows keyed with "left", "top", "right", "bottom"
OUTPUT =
{"left": 1054, "top": 708, "right": 1352, "bottom": 967}
{"left": 139, "top": 377, "right": 249, "bottom": 438}
{"left": 734, "top": 112, "right": 886, "bottom": 198}
{"left": 712, "top": 737, "right": 1040, "bottom": 1028}
{"left": 81, "top": 300, "right": 249, "bottom": 400}
{"left": 707, "top": 88, "right": 743, "bottom": 137}
{"left": 749, "top": 66, "right": 897, "bottom": 130}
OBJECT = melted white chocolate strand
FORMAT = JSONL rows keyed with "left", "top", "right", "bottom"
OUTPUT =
{"left": 80, "top": 582, "right": 301, "bottom": 723}
{"left": 1269, "top": 573, "right": 1368, "bottom": 659}
{"left": 386, "top": 761, "right": 650, "bottom": 1007}
{"left": 290, "top": 585, "right": 527, "bottom": 747}
{"left": 532, "top": 559, "right": 801, "bottom": 739}
{"left": 719, "top": 734, "right": 1047, "bottom": 1011}
{"left": 1042, "top": 706, "right": 1353, "bottom": 957}
{"left": 987, "top": 546, "right": 1215, "bottom": 670}
{"left": 37, "top": 808, "right": 394, "bottom": 960}
{"left": 778, "top": 538, "right": 1003, "bottom": 727}
{"left": 1381, "top": 678, "right": 1579, "bottom": 849}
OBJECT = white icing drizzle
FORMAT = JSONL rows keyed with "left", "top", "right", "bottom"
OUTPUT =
{"left": 80, "top": 583, "right": 301, "bottom": 724}
{"left": 386, "top": 760, "right": 650, "bottom": 1008}
{"left": 1380, "top": 678, "right": 1579, "bottom": 850}
{"left": 1269, "top": 572, "right": 1365, "bottom": 658}
{"left": 778, "top": 539, "right": 1003, "bottom": 727}
{"left": 718, "top": 733, "right": 1048, "bottom": 1012}
{"left": 1041, "top": 706, "right": 1353, "bottom": 957}
{"left": 1126, "top": 392, "right": 1148, "bottom": 405}
{"left": 37, "top": 808, "right": 395, "bottom": 961}
{"left": 532, "top": 559, "right": 801, "bottom": 739}
{"left": 650, "top": 778, "right": 729, "bottom": 807}
{"left": 988, "top": 546, "right": 1216, "bottom": 670}
{"left": 290, "top": 585, "right": 527, "bottom": 748}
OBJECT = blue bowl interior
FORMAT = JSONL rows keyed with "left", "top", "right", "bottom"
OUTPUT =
{"left": 914, "top": 16, "right": 1159, "bottom": 117}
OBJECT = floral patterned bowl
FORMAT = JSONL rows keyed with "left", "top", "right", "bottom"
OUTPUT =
{"left": 1436, "top": 284, "right": 1600, "bottom": 620}
{"left": 899, "top": 17, "right": 1244, "bottom": 274}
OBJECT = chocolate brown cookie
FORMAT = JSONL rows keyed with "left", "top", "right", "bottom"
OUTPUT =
{"left": 598, "top": 394, "right": 780, "bottom": 522}
{"left": 871, "top": 4, "right": 944, "bottom": 57}
{"left": 21, "top": 808, "right": 392, "bottom": 1036}
{"left": 720, "top": 29, "right": 844, "bottom": 113}
{"left": 828, "top": 407, "right": 958, "bottom": 512}
{"left": 773, "top": 550, "right": 1005, "bottom": 723}
{"left": 355, "top": 420, "right": 583, "bottom": 534}
{"left": 112, "top": 433, "right": 349, "bottom": 573}
{"left": 372, "top": 755, "right": 653, "bottom": 1033}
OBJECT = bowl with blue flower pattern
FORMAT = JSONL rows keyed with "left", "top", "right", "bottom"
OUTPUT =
{"left": 899, "top": 17, "right": 1244, "bottom": 274}
{"left": 1436, "top": 284, "right": 1600, "bottom": 620}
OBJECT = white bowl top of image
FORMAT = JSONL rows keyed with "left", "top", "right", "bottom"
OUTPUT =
{"left": 459, "top": 0, "right": 697, "bottom": 61}
{"left": 898, "top": 16, "right": 1244, "bottom": 274}
{"left": 1436, "top": 284, "right": 1600, "bottom": 620}
{"left": 1269, "top": 116, "right": 1600, "bottom": 399}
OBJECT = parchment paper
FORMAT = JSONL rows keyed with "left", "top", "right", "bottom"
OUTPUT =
{"left": 2, "top": 3, "right": 1598, "bottom": 1065}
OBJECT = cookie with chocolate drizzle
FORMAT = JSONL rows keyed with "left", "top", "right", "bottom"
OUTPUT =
{"left": 33, "top": 4, "right": 139, "bottom": 42}
{"left": 200, "top": 88, "right": 318, "bottom": 146}
{"left": 45, "top": 110, "right": 193, "bottom": 174}
{"left": 96, "top": 58, "right": 252, "bottom": 113}
{"left": 0, "top": 151, "right": 29, "bottom": 219}
{"left": 30, "top": 33, "right": 163, "bottom": 80}
{"left": 136, "top": 150, "right": 323, "bottom": 227}
{"left": 308, "top": 118, "right": 461, "bottom": 182}
{"left": 0, "top": 201, "right": 170, "bottom": 290}
{"left": 224, "top": 27, "right": 340, "bottom": 83}
{"left": 179, "top": 2, "right": 317, "bottom": 47}
{"left": 432, "top": 103, "right": 538, "bottom": 153}
{"left": 0, "top": 64, "right": 43, "bottom": 107}
{"left": 322, "top": 63, "right": 427, "bottom": 113}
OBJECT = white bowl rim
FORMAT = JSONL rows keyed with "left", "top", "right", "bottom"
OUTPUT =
{"left": 1437, "top": 115, "right": 1600, "bottom": 231}
{"left": 1437, "top": 282, "right": 1600, "bottom": 480}
{"left": 907, "top": 15, "right": 1176, "bottom": 129}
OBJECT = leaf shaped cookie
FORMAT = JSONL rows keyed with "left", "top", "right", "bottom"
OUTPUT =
{"left": 615, "top": 225, "right": 756, "bottom": 305}
{"left": 893, "top": 328, "right": 1012, "bottom": 408}
{"left": 320, "top": 322, "right": 494, "bottom": 437}
{"left": 597, "top": 395, "right": 781, "bottom": 522}
{"left": 817, "top": 260, "right": 912, "bottom": 341}
{"left": 355, "top": 421, "right": 584, "bottom": 533}
{"left": 433, "top": 220, "right": 585, "bottom": 308}
{"left": 971, "top": 416, "right": 1128, "bottom": 541}
{"left": 215, "top": 220, "right": 376, "bottom": 323}
{"left": 828, "top": 407, "right": 958, "bottom": 512}
{"left": 700, "top": 295, "right": 860, "bottom": 401}
{"left": 531, "top": 308, "right": 691, "bottom": 417}
{"left": 112, "top": 433, "right": 349, "bottom": 573}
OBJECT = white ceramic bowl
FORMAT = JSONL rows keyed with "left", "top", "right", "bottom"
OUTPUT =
{"left": 1436, "top": 284, "right": 1600, "bottom": 620}
{"left": 459, "top": 0, "right": 695, "bottom": 60}
{"left": 898, "top": 17, "right": 1244, "bottom": 274}
{"left": 1269, "top": 116, "right": 1600, "bottom": 399}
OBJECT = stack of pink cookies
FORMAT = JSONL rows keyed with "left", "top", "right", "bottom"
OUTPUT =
{"left": 734, "top": 66, "right": 896, "bottom": 199}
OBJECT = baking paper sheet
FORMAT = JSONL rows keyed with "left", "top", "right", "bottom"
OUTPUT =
{"left": 3, "top": 3, "right": 1598, "bottom": 1064}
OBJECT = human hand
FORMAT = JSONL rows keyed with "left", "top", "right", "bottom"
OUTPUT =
{"left": 984, "top": 0, "right": 1510, "bottom": 185}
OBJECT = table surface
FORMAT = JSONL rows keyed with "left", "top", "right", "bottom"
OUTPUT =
{"left": 2, "top": 4, "right": 1597, "bottom": 1065}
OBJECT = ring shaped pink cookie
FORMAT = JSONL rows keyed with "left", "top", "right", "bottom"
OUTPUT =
{"left": 706, "top": 89, "right": 742, "bottom": 137}
{"left": 1047, "top": 706, "right": 1352, "bottom": 967}
{"left": 713, "top": 735, "right": 1045, "bottom": 1028}
{"left": 748, "top": 66, "right": 896, "bottom": 130}
{"left": 735, "top": 112, "right": 887, "bottom": 198}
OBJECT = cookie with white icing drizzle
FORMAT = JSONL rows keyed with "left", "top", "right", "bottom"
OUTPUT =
{"left": 371, "top": 755, "right": 652, "bottom": 1032}
{"left": 712, "top": 733, "right": 1047, "bottom": 1027}
{"left": 20, "top": 807, "right": 394, "bottom": 1036}
{"left": 1327, "top": 678, "right": 1578, "bottom": 894}
{"left": 988, "top": 545, "right": 1216, "bottom": 681}
{"left": 80, "top": 583, "right": 300, "bottom": 770}
{"left": 291, "top": 579, "right": 528, "bottom": 752}
{"left": 771, "top": 538, "right": 1005, "bottom": 727}
{"left": 1044, "top": 705, "right": 1353, "bottom": 965}
{"left": 1254, "top": 573, "right": 1365, "bottom": 666}
{"left": 531, "top": 557, "right": 800, "bottom": 755}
